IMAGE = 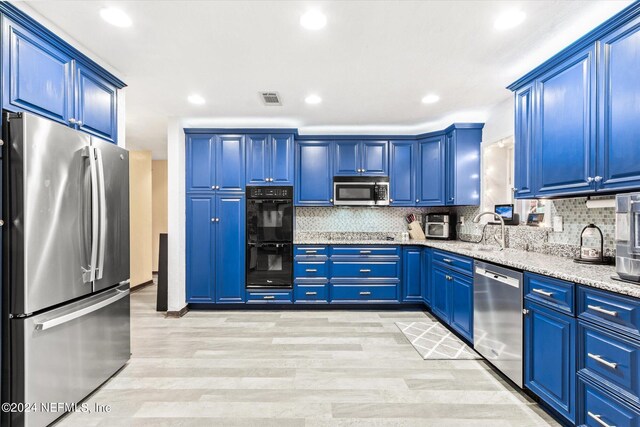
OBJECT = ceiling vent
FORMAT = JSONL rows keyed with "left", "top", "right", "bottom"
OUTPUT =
{"left": 260, "top": 91, "right": 282, "bottom": 106}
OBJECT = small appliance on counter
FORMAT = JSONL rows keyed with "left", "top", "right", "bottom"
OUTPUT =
{"left": 424, "top": 213, "right": 455, "bottom": 240}
{"left": 615, "top": 192, "right": 640, "bottom": 282}
{"left": 333, "top": 176, "right": 389, "bottom": 206}
{"left": 574, "top": 223, "right": 614, "bottom": 265}
{"left": 492, "top": 204, "right": 520, "bottom": 225}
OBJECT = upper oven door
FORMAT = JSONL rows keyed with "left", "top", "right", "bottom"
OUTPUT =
{"left": 247, "top": 199, "right": 293, "bottom": 243}
{"left": 334, "top": 183, "right": 377, "bottom": 205}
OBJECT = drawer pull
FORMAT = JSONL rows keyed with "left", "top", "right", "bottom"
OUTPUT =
{"left": 305, "top": 291, "right": 317, "bottom": 296}
{"left": 360, "top": 250, "right": 372, "bottom": 254}
{"left": 587, "top": 353, "right": 618, "bottom": 369}
{"left": 442, "top": 258, "right": 453, "bottom": 263}
{"left": 532, "top": 288, "right": 554, "bottom": 297}
{"left": 305, "top": 250, "right": 318, "bottom": 254}
{"left": 263, "top": 296, "right": 275, "bottom": 300}
{"left": 587, "top": 305, "right": 619, "bottom": 317}
{"left": 305, "top": 269, "right": 318, "bottom": 273}
{"left": 588, "top": 412, "right": 615, "bottom": 427}
{"left": 360, "top": 269, "right": 372, "bottom": 273}
{"left": 359, "top": 291, "right": 371, "bottom": 296}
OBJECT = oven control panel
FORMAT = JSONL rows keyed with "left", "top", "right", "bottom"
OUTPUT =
{"left": 248, "top": 186, "right": 293, "bottom": 199}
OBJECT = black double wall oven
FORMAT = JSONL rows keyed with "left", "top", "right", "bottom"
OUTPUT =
{"left": 246, "top": 186, "right": 293, "bottom": 289}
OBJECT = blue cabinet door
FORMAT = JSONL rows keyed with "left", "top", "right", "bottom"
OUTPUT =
{"left": 402, "top": 247, "right": 423, "bottom": 302}
{"left": 446, "top": 128, "right": 482, "bottom": 206}
{"left": 246, "top": 134, "right": 270, "bottom": 185}
{"left": 295, "top": 141, "right": 334, "bottom": 206}
{"left": 186, "top": 135, "right": 215, "bottom": 192}
{"left": 422, "top": 249, "right": 431, "bottom": 306}
{"left": 215, "top": 135, "right": 245, "bottom": 192}
{"left": 598, "top": 18, "right": 640, "bottom": 192}
{"left": 431, "top": 265, "right": 451, "bottom": 323}
{"left": 270, "top": 134, "right": 294, "bottom": 185}
{"left": 186, "top": 195, "right": 215, "bottom": 302}
{"left": 361, "top": 140, "right": 388, "bottom": 176}
{"left": 450, "top": 272, "right": 473, "bottom": 343}
{"left": 215, "top": 194, "right": 245, "bottom": 303}
{"left": 75, "top": 64, "right": 117, "bottom": 143}
{"left": 2, "top": 18, "right": 73, "bottom": 125}
{"left": 535, "top": 46, "right": 596, "bottom": 197}
{"left": 515, "top": 84, "right": 536, "bottom": 198}
{"left": 389, "top": 141, "right": 416, "bottom": 206}
{"left": 524, "top": 300, "right": 576, "bottom": 424}
{"left": 417, "top": 136, "right": 445, "bottom": 206}
{"left": 334, "top": 140, "right": 360, "bottom": 175}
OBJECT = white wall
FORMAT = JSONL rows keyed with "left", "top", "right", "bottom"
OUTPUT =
{"left": 482, "top": 96, "right": 514, "bottom": 146}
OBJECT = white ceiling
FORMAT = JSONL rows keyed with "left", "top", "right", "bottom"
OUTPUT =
{"left": 21, "top": 0, "right": 634, "bottom": 158}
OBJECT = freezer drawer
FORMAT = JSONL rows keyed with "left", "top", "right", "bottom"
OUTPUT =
{"left": 9, "top": 284, "right": 130, "bottom": 427}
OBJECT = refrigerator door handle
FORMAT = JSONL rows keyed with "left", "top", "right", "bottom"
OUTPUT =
{"left": 95, "top": 147, "right": 107, "bottom": 280}
{"left": 34, "top": 288, "right": 129, "bottom": 331}
{"left": 83, "top": 146, "right": 99, "bottom": 283}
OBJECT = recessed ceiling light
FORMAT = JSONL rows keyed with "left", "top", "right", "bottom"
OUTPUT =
{"left": 300, "top": 10, "right": 327, "bottom": 30}
{"left": 305, "top": 94, "right": 322, "bottom": 105}
{"left": 421, "top": 94, "right": 440, "bottom": 104}
{"left": 187, "top": 94, "right": 206, "bottom": 105}
{"left": 99, "top": 7, "right": 132, "bottom": 28}
{"left": 494, "top": 9, "right": 526, "bottom": 31}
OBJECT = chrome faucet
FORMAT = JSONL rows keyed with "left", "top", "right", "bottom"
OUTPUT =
{"left": 473, "top": 211, "right": 506, "bottom": 251}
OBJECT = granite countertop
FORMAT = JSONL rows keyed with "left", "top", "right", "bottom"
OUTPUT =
{"left": 293, "top": 237, "right": 640, "bottom": 299}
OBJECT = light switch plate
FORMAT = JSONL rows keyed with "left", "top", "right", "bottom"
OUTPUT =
{"left": 553, "top": 216, "right": 563, "bottom": 232}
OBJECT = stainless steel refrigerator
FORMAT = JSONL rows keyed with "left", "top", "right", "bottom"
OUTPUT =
{"left": 2, "top": 112, "right": 131, "bottom": 427}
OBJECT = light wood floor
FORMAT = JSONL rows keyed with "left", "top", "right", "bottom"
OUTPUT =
{"left": 56, "top": 284, "right": 559, "bottom": 426}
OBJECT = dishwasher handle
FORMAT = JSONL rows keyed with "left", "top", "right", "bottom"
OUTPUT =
{"left": 475, "top": 267, "right": 520, "bottom": 288}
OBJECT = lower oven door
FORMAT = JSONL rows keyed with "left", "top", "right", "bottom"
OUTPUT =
{"left": 246, "top": 243, "right": 293, "bottom": 289}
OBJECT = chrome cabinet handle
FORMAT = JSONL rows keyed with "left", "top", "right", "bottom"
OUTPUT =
{"left": 211, "top": 186, "right": 216, "bottom": 190}
{"left": 442, "top": 258, "right": 452, "bottom": 263}
{"left": 69, "top": 118, "right": 78, "bottom": 125}
{"left": 360, "top": 250, "right": 372, "bottom": 254}
{"left": 587, "top": 177, "right": 595, "bottom": 183}
{"left": 330, "top": 198, "right": 334, "bottom": 203}
{"left": 588, "top": 412, "right": 614, "bottom": 427}
{"left": 594, "top": 176, "right": 603, "bottom": 182}
{"left": 360, "top": 269, "right": 371, "bottom": 273}
{"left": 263, "top": 295, "right": 275, "bottom": 300}
{"left": 77, "top": 120, "right": 83, "bottom": 126}
{"left": 305, "top": 250, "right": 317, "bottom": 254}
{"left": 305, "top": 269, "right": 318, "bottom": 273}
{"left": 532, "top": 288, "right": 554, "bottom": 297}
{"left": 389, "top": 198, "right": 394, "bottom": 202}
{"left": 211, "top": 218, "right": 216, "bottom": 222}
{"left": 587, "top": 305, "right": 618, "bottom": 317}
{"left": 359, "top": 291, "right": 371, "bottom": 296}
{"left": 305, "top": 292, "right": 317, "bottom": 296}
{"left": 416, "top": 199, "right": 420, "bottom": 202}
{"left": 215, "top": 218, "right": 220, "bottom": 222}
{"left": 587, "top": 353, "right": 618, "bottom": 369}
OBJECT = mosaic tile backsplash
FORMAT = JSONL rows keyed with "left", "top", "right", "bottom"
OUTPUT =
{"left": 296, "top": 196, "right": 616, "bottom": 258}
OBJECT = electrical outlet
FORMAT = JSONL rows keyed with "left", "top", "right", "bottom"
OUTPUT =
{"left": 460, "top": 216, "right": 465, "bottom": 225}
{"left": 553, "top": 216, "right": 563, "bottom": 232}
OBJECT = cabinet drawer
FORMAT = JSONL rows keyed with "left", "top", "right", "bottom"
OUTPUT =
{"left": 431, "top": 250, "right": 473, "bottom": 275}
{"left": 331, "top": 283, "right": 399, "bottom": 302}
{"left": 294, "top": 283, "right": 329, "bottom": 303}
{"left": 294, "top": 261, "right": 328, "bottom": 279}
{"left": 294, "top": 246, "right": 328, "bottom": 257}
{"left": 579, "top": 378, "right": 640, "bottom": 427}
{"left": 246, "top": 290, "right": 293, "bottom": 303}
{"left": 331, "top": 261, "right": 399, "bottom": 278}
{"left": 579, "top": 321, "right": 640, "bottom": 405}
{"left": 331, "top": 246, "right": 400, "bottom": 257}
{"left": 524, "top": 273, "right": 575, "bottom": 315}
{"left": 578, "top": 286, "right": 640, "bottom": 339}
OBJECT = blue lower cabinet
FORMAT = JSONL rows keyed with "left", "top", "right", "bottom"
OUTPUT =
{"left": 246, "top": 290, "right": 293, "bottom": 303}
{"left": 294, "top": 283, "right": 329, "bottom": 303}
{"left": 330, "top": 283, "right": 399, "bottom": 302}
{"left": 450, "top": 272, "right": 473, "bottom": 343}
{"left": 402, "top": 247, "right": 423, "bottom": 302}
{"left": 186, "top": 195, "right": 216, "bottom": 303}
{"left": 431, "top": 265, "right": 451, "bottom": 323}
{"left": 215, "top": 194, "right": 245, "bottom": 303}
{"left": 578, "top": 376, "right": 640, "bottom": 427}
{"left": 294, "top": 260, "right": 329, "bottom": 279}
{"left": 524, "top": 300, "right": 576, "bottom": 424}
{"left": 331, "top": 261, "right": 399, "bottom": 278}
{"left": 422, "top": 249, "right": 432, "bottom": 306}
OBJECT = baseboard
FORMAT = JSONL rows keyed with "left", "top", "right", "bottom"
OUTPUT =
{"left": 130, "top": 280, "right": 154, "bottom": 293}
{"left": 165, "top": 305, "right": 189, "bottom": 318}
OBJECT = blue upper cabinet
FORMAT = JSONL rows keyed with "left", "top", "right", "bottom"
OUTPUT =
{"left": 389, "top": 140, "right": 416, "bottom": 206}
{"left": 597, "top": 17, "right": 640, "bottom": 192}
{"left": 417, "top": 136, "right": 445, "bottom": 206}
{"left": 246, "top": 133, "right": 293, "bottom": 185}
{"left": 186, "top": 133, "right": 245, "bottom": 193}
{"left": 295, "top": 140, "right": 334, "bottom": 206}
{"left": 535, "top": 46, "right": 597, "bottom": 197}
{"left": 334, "top": 140, "right": 388, "bottom": 176}
{"left": 514, "top": 84, "right": 535, "bottom": 199}
{"left": 186, "top": 135, "right": 215, "bottom": 192}
{"left": 75, "top": 63, "right": 117, "bottom": 143}
{"left": 445, "top": 127, "right": 482, "bottom": 206}
{"left": 216, "top": 135, "right": 245, "bottom": 192}
{"left": 2, "top": 17, "right": 73, "bottom": 125}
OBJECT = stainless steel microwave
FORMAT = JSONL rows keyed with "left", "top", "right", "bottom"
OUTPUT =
{"left": 333, "top": 176, "right": 390, "bottom": 206}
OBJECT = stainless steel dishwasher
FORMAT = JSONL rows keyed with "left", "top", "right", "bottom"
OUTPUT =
{"left": 473, "top": 261, "right": 524, "bottom": 388}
